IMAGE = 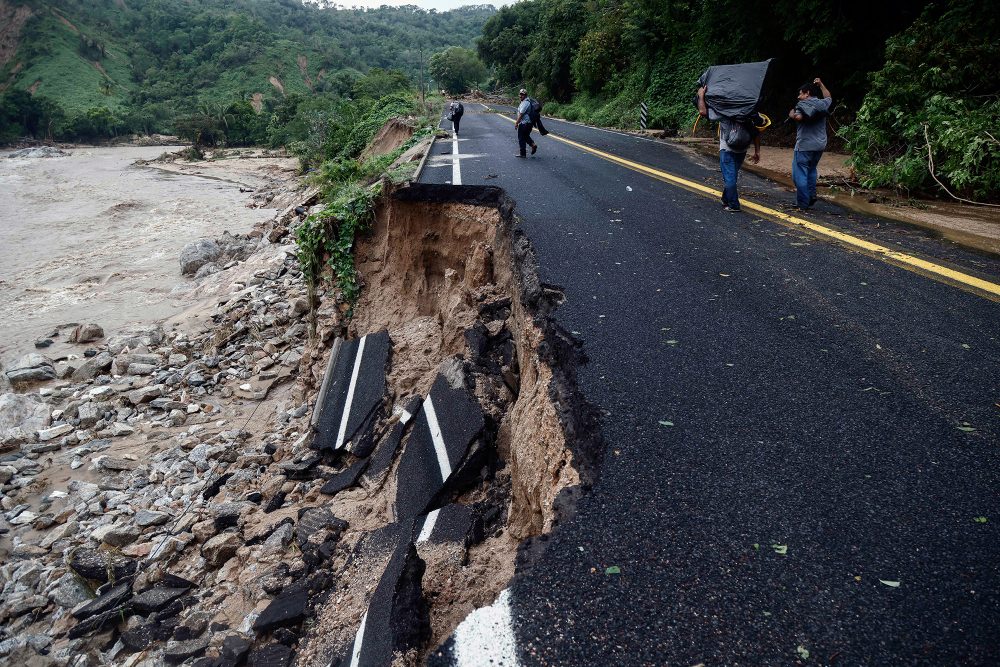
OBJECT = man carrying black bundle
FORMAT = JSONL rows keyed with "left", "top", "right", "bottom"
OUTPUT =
{"left": 514, "top": 88, "right": 537, "bottom": 158}
{"left": 698, "top": 86, "right": 763, "bottom": 212}
{"left": 788, "top": 78, "right": 832, "bottom": 210}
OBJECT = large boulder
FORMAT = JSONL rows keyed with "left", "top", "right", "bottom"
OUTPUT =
{"left": 5, "top": 353, "right": 55, "bottom": 383}
{"left": 180, "top": 239, "right": 222, "bottom": 276}
{"left": 0, "top": 393, "right": 52, "bottom": 440}
{"left": 71, "top": 352, "right": 112, "bottom": 382}
{"left": 69, "top": 323, "right": 104, "bottom": 344}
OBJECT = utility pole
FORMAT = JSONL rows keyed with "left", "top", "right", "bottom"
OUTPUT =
{"left": 418, "top": 46, "right": 426, "bottom": 110}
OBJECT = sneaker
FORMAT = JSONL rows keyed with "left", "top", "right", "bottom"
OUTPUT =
{"left": 530, "top": 144, "right": 537, "bottom": 155}
{"left": 723, "top": 205, "right": 740, "bottom": 212}
{"left": 515, "top": 153, "right": 526, "bottom": 158}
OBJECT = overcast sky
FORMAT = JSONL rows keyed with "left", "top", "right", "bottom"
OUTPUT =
{"left": 327, "top": 1, "right": 512, "bottom": 11}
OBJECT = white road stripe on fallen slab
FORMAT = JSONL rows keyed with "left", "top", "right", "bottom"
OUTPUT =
{"left": 335, "top": 334, "right": 367, "bottom": 450}
{"left": 423, "top": 395, "right": 452, "bottom": 481}
{"left": 348, "top": 610, "right": 368, "bottom": 667}
{"left": 416, "top": 508, "right": 440, "bottom": 543}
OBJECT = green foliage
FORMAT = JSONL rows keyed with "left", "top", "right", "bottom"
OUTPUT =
{"left": 842, "top": 1, "right": 1000, "bottom": 199}
{"left": 3, "top": 0, "right": 493, "bottom": 143}
{"left": 296, "top": 181, "right": 383, "bottom": 306}
{"left": 428, "top": 47, "right": 487, "bottom": 94}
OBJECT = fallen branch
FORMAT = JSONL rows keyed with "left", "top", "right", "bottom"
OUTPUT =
{"left": 923, "top": 123, "right": 1000, "bottom": 208}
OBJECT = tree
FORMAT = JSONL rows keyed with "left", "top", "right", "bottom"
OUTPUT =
{"left": 428, "top": 47, "right": 487, "bottom": 94}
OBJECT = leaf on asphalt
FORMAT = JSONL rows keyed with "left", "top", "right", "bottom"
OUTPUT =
{"left": 605, "top": 566, "right": 621, "bottom": 575}
{"left": 879, "top": 579, "right": 901, "bottom": 588}
{"left": 957, "top": 424, "right": 976, "bottom": 432}
{"left": 796, "top": 645, "right": 810, "bottom": 659}
{"left": 753, "top": 543, "right": 760, "bottom": 551}
{"left": 973, "top": 516, "right": 989, "bottom": 523}
{"left": 665, "top": 339, "right": 678, "bottom": 345}
{"left": 961, "top": 343, "right": 971, "bottom": 349}
{"left": 626, "top": 186, "right": 633, "bottom": 191}
{"left": 658, "top": 420, "right": 674, "bottom": 427}
{"left": 771, "top": 544, "right": 788, "bottom": 555}
{"left": 719, "top": 273, "right": 730, "bottom": 277}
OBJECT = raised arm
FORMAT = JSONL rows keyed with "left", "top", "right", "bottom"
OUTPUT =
{"left": 697, "top": 86, "right": 708, "bottom": 117}
{"left": 814, "top": 77, "right": 831, "bottom": 100}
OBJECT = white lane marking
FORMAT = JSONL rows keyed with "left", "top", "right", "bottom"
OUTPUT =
{"left": 451, "top": 131, "right": 462, "bottom": 185}
{"left": 348, "top": 610, "right": 368, "bottom": 667}
{"left": 335, "top": 335, "right": 367, "bottom": 450}
{"left": 423, "top": 395, "right": 452, "bottom": 481}
{"left": 400, "top": 408, "right": 413, "bottom": 425}
{"left": 416, "top": 508, "right": 440, "bottom": 543}
{"left": 452, "top": 588, "right": 521, "bottom": 666}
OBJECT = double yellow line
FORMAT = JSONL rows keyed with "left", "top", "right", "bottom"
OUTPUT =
{"left": 496, "top": 111, "right": 1000, "bottom": 301}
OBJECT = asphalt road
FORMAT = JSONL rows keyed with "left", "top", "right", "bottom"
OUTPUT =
{"left": 421, "top": 105, "right": 1000, "bottom": 665}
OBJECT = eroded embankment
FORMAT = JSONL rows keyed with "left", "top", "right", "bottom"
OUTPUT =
{"left": 293, "top": 183, "right": 604, "bottom": 664}
{"left": 0, "top": 175, "right": 602, "bottom": 667}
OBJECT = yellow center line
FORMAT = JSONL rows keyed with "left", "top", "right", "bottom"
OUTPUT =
{"left": 494, "top": 110, "right": 1000, "bottom": 301}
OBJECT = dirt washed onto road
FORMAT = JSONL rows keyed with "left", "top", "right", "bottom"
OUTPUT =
{"left": 0, "top": 146, "right": 296, "bottom": 362}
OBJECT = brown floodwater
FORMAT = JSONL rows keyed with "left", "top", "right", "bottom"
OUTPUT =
{"left": 0, "top": 146, "right": 273, "bottom": 363}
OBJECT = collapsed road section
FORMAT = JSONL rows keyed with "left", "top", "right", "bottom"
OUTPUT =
{"left": 287, "top": 183, "right": 605, "bottom": 666}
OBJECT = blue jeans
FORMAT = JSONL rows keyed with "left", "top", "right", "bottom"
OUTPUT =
{"left": 793, "top": 150, "right": 823, "bottom": 208}
{"left": 720, "top": 150, "right": 746, "bottom": 210}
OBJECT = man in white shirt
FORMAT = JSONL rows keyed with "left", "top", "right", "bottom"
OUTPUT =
{"left": 514, "top": 88, "right": 538, "bottom": 158}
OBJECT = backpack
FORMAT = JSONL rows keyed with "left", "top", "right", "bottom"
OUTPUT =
{"left": 723, "top": 120, "right": 753, "bottom": 151}
{"left": 527, "top": 97, "right": 542, "bottom": 124}
{"left": 453, "top": 102, "right": 464, "bottom": 116}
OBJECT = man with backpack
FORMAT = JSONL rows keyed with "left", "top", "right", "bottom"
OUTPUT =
{"left": 514, "top": 88, "right": 546, "bottom": 157}
{"left": 697, "top": 85, "right": 763, "bottom": 212}
{"left": 447, "top": 100, "right": 464, "bottom": 135}
{"left": 788, "top": 78, "right": 832, "bottom": 210}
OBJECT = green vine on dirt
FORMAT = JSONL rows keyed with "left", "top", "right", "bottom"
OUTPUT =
{"left": 295, "top": 180, "right": 383, "bottom": 310}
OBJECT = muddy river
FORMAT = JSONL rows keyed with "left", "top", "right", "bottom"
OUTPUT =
{"left": 0, "top": 146, "right": 273, "bottom": 363}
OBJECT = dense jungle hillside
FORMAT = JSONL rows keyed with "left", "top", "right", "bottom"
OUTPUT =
{"left": 0, "top": 0, "right": 493, "bottom": 142}
{"left": 478, "top": 0, "right": 999, "bottom": 199}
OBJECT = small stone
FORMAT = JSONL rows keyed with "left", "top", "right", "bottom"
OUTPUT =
{"left": 78, "top": 403, "right": 100, "bottom": 428}
{"left": 95, "top": 456, "right": 138, "bottom": 472}
{"left": 132, "top": 587, "right": 187, "bottom": 614}
{"left": 127, "top": 385, "right": 164, "bottom": 405}
{"left": 103, "top": 525, "right": 141, "bottom": 547}
{"left": 252, "top": 589, "right": 309, "bottom": 633}
{"left": 163, "top": 638, "right": 210, "bottom": 663}
{"left": 38, "top": 423, "right": 74, "bottom": 441}
{"left": 201, "top": 533, "right": 240, "bottom": 568}
{"left": 135, "top": 509, "right": 171, "bottom": 527}
{"left": 110, "top": 422, "right": 135, "bottom": 437}
{"left": 127, "top": 363, "right": 156, "bottom": 376}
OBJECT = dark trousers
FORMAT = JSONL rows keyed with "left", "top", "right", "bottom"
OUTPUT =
{"left": 719, "top": 149, "right": 746, "bottom": 210}
{"left": 452, "top": 114, "right": 462, "bottom": 134}
{"left": 517, "top": 123, "right": 535, "bottom": 155}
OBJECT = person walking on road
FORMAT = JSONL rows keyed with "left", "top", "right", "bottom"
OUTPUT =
{"left": 448, "top": 100, "right": 464, "bottom": 135}
{"left": 697, "top": 85, "right": 762, "bottom": 212}
{"left": 789, "top": 78, "right": 832, "bottom": 210}
{"left": 514, "top": 89, "right": 537, "bottom": 158}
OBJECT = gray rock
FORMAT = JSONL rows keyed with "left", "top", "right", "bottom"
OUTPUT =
{"left": 70, "top": 324, "right": 105, "bottom": 344}
{"left": 77, "top": 403, "right": 100, "bottom": 428}
{"left": 109, "top": 422, "right": 135, "bottom": 437}
{"left": 193, "top": 262, "right": 220, "bottom": 280}
{"left": 135, "top": 509, "right": 171, "bottom": 527}
{"left": 71, "top": 583, "right": 131, "bottom": 620}
{"left": 0, "top": 392, "right": 52, "bottom": 437}
{"left": 71, "top": 352, "right": 113, "bottom": 382}
{"left": 5, "top": 353, "right": 55, "bottom": 383}
{"left": 0, "top": 465, "right": 15, "bottom": 483}
{"left": 95, "top": 456, "right": 139, "bottom": 472}
{"left": 103, "top": 525, "right": 141, "bottom": 547}
{"left": 127, "top": 363, "right": 156, "bottom": 376}
{"left": 127, "top": 385, "right": 164, "bottom": 405}
{"left": 37, "top": 423, "right": 74, "bottom": 441}
{"left": 201, "top": 533, "right": 240, "bottom": 568}
{"left": 180, "top": 239, "right": 222, "bottom": 276}
{"left": 50, "top": 573, "right": 94, "bottom": 608}
{"left": 107, "top": 326, "right": 164, "bottom": 355}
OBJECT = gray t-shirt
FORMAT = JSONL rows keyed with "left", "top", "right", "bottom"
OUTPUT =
{"left": 517, "top": 99, "right": 532, "bottom": 126}
{"left": 795, "top": 97, "right": 832, "bottom": 151}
